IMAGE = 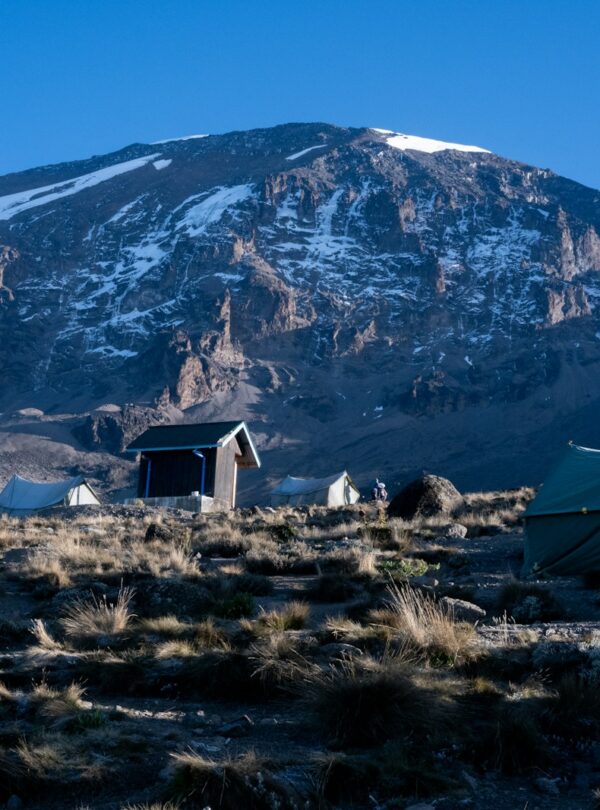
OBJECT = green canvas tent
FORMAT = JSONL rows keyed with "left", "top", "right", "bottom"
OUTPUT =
{"left": 524, "top": 444, "right": 600, "bottom": 575}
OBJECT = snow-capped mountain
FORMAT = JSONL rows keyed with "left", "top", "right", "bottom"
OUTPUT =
{"left": 1, "top": 122, "right": 600, "bottom": 499}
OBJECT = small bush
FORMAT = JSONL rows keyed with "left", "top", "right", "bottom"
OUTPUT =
{"left": 61, "top": 586, "right": 135, "bottom": 643}
{"left": 245, "top": 544, "right": 317, "bottom": 575}
{"left": 361, "top": 524, "right": 412, "bottom": 552}
{"left": 30, "top": 619, "right": 62, "bottom": 651}
{"left": 213, "top": 592, "right": 255, "bottom": 619}
{"left": 169, "top": 651, "right": 260, "bottom": 700}
{"left": 487, "top": 703, "right": 552, "bottom": 774}
{"left": 370, "top": 583, "right": 479, "bottom": 666}
{"left": 308, "top": 573, "right": 361, "bottom": 602}
{"left": 305, "top": 654, "right": 448, "bottom": 747}
{"left": 320, "top": 549, "right": 375, "bottom": 576}
{"left": 542, "top": 673, "right": 600, "bottom": 739}
{"left": 256, "top": 601, "right": 310, "bottom": 632}
{"left": 33, "top": 682, "right": 87, "bottom": 729}
{"left": 317, "top": 753, "right": 380, "bottom": 806}
{"left": 169, "top": 750, "right": 301, "bottom": 809}
{"left": 137, "top": 615, "right": 190, "bottom": 638}
{"left": 197, "top": 535, "right": 251, "bottom": 557}
{"left": 250, "top": 634, "right": 318, "bottom": 692}
{"left": 194, "top": 618, "right": 231, "bottom": 650}
{"left": 268, "top": 523, "right": 296, "bottom": 542}
{"left": 497, "top": 582, "right": 563, "bottom": 623}
{"left": 72, "top": 650, "right": 153, "bottom": 697}
{"left": 231, "top": 573, "right": 273, "bottom": 596}
{"left": 377, "top": 558, "right": 431, "bottom": 579}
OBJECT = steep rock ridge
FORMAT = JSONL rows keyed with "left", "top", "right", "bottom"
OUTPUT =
{"left": 0, "top": 122, "right": 600, "bottom": 498}
{"left": 0, "top": 245, "right": 20, "bottom": 303}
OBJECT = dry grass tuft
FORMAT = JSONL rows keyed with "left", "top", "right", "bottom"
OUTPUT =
{"left": 61, "top": 586, "right": 135, "bottom": 643}
{"left": 255, "top": 601, "right": 310, "bottom": 632}
{"left": 305, "top": 653, "right": 451, "bottom": 747}
{"left": 250, "top": 633, "right": 318, "bottom": 691}
{"left": 169, "top": 749, "right": 299, "bottom": 809}
{"left": 30, "top": 618, "right": 63, "bottom": 651}
{"left": 154, "top": 639, "right": 198, "bottom": 659}
{"left": 194, "top": 618, "right": 231, "bottom": 650}
{"left": 137, "top": 615, "right": 190, "bottom": 638}
{"left": 370, "top": 583, "right": 480, "bottom": 665}
{"left": 123, "top": 804, "right": 180, "bottom": 810}
{"left": 31, "top": 682, "right": 88, "bottom": 727}
{"left": 23, "top": 555, "right": 73, "bottom": 589}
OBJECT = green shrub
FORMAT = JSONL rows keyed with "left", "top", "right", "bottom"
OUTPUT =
{"left": 214, "top": 592, "right": 255, "bottom": 619}
{"left": 65, "top": 708, "right": 106, "bottom": 733}
{"left": 377, "top": 558, "right": 431, "bottom": 579}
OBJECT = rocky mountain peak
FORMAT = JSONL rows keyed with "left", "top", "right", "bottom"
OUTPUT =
{"left": 0, "top": 122, "right": 600, "bottom": 499}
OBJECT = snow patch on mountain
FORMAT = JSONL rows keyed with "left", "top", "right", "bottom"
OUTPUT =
{"left": 176, "top": 184, "right": 255, "bottom": 237}
{"left": 153, "top": 159, "right": 172, "bottom": 170}
{"left": 106, "top": 198, "right": 142, "bottom": 224}
{"left": 0, "top": 154, "right": 160, "bottom": 220}
{"left": 286, "top": 145, "right": 327, "bottom": 161}
{"left": 372, "top": 128, "right": 490, "bottom": 154}
{"left": 152, "top": 134, "right": 208, "bottom": 144}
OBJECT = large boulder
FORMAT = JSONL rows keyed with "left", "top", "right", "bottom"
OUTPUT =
{"left": 388, "top": 475, "right": 463, "bottom": 520}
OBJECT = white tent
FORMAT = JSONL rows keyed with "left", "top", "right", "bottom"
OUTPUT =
{"left": 0, "top": 475, "right": 99, "bottom": 516}
{"left": 271, "top": 470, "right": 360, "bottom": 507}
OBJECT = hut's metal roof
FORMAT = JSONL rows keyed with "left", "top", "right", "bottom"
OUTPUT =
{"left": 126, "top": 421, "right": 261, "bottom": 467}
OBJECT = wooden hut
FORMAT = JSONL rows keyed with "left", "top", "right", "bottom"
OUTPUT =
{"left": 125, "top": 421, "right": 260, "bottom": 512}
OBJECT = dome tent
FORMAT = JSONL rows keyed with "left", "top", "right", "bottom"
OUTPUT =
{"left": 271, "top": 471, "right": 360, "bottom": 507}
{"left": 524, "top": 444, "right": 600, "bottom": 575}
{"left": 0, "top": 474, "right": 99, "bottom": 517}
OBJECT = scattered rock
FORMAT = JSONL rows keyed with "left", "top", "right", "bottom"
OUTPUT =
{"left": 388, "top": 475, "right": 463, "bottom": 520}
{"left": 216, "top": 715, "right": 254, "bottom": 737}
{"left": 3, "top": 547, "right": 37, "bottom": 565}
{"left": 80, "top": 525, "right": 105, "bottom": 536}
{"left": 144, "top": 523, "right": 174, "bottom": 542}
{"left": 573, "top": 772, "right": 590, "bottom": 790}
{"left": 446, "top": 523, "right": 468, "bottom": 539}
{"left": 412, "top": 575, "right": 440, "bottom": 588}
{"left": 440, "top": 597, "right": 486, "bottom": 622}
{"left": 534, "top": 776, "right": 560, "bottom": 796}
{"left": 52, "top": 582, "right": 112, "bottom": 609}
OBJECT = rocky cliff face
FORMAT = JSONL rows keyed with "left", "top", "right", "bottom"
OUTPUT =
{"left": 1, "top": 123, "right": 599, "bottom": 500}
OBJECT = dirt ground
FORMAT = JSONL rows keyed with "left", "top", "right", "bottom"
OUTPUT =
{"left": 0, "top": 496, "right": 598, "bottom": 809}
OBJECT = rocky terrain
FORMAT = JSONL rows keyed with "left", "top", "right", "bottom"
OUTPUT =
{"left": 1, "top": 123, "right": 600, "bottom": 500}
{"left": 0, "top": 491, "right": 599, "bottom": 808}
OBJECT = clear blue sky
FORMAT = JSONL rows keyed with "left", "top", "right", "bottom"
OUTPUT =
{"left": 1, "top": 0, "right": 599, "bottom": 188}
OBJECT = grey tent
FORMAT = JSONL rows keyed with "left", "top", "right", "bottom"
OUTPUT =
{"left": 0, "top": 474, "right": 99, "bottom": 517}
{"left": 271, "top": 471, "right": 360, "bottom": 507}
{"left": 524, "top": 444, "right": 600, "bottom": 575}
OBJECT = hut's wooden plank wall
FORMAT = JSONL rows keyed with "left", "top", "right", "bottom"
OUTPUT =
{"left": 135, "top": 441, "right": 242, "bottom": 508}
